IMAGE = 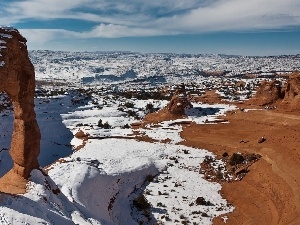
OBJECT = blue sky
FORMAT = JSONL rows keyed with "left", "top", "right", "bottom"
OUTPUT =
{"left": 1, "top": 0, "right": 300, "bottom": 56}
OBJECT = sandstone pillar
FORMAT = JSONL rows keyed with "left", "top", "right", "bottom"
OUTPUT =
{"left": 0, "top": 27, "right": 41, "bottom": 194}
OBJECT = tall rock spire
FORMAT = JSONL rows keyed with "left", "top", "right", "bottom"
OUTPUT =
{"left": 0, "top": 27, "right": 41, "bottom": 194}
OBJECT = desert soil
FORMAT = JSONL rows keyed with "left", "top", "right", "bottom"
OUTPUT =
{"left": 180, "top": 99, "right": 300, "bottom": 225}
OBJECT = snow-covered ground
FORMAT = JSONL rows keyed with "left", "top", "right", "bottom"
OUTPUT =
{"left": 1, "top": 47, "right": 298, "bottom": 224}
{"left": 0, "top": 90, "right": 236, "bottom": 224}
{"left": 47, "top": 139, "right": 233, "bottom": 225}
{"left": 30, "top": 50, "right": 300, "bottom": 87}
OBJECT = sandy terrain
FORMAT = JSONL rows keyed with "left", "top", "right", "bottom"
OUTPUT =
{"left": 179, "top": 99, "right": 300, "bottom": 225}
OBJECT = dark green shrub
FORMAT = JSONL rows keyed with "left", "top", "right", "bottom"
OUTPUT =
{"left": 229, "top": 153, "right": 245, "bottom": 166}
{"left": 146, "top": 103, "right": 154, "bottom": 111}
{"left": 103, "top": 121, "right": 111, "bottom": 129}
{"left": 127, "top": 110, "right": 137, "bottom": 117}
{"left": 97, "top": 119, "right": 103, "bottom": 127}
{"left": 122, "top": 123, "right": 130, "bottom": 129}
{"left": 124, "top": 102, "right": 134, "bottom": 108}
{"left": 133, "top": 195, "right": 151, "bottom": 211}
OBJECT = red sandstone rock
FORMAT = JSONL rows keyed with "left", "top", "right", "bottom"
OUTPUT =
{"left": 248, "top": 72, "right": 300, "bottom": 110}
{"left": 166, "top": 83, "right": 193, "bottom": 115}
{"left": 0, "top": 27, "right": 41, "bottom": 194}
{"left": 282, "top": 72, "right": 300, "bottom": 110}
{"left": 74, "top": 130, "right": 89, "bottom": 139}
{"left": 248, "top": 80, "right": 283, "bottom": 106}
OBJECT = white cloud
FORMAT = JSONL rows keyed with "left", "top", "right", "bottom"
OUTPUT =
{"left": 3, "top": 0, "right": 300, "bottom": 39}
{"left": 19, "top": 24, "right": 174, "bottom": 45}
{"left": 7, "top": 0, "right": 90, "bottom": 18}
{"left": 19, "top": 29, "right": 78, "bottom": 44}
{"left": 153, "top": 0, "right": 300, "bottom": 33}
{"left": 85, "top": 23, "right": 175, "bottom": 38}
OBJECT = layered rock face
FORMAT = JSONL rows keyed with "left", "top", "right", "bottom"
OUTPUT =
{"left": 249, "top": 72, "right": 300, "bottom": 110}
{"left": 0, "top": 27, "right": 41, "bottom": 194}
{"left": 248, "top": 80, "right": 283, "bottom": 106}
{"left": 166, "top": 83, "right": 193, "bottom": 115}
{"left": 282, "top": 72, "right": 300, "bottom": 109}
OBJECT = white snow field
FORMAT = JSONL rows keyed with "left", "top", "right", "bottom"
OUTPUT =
{"left": 0, "top": 90, "right": 235, "bottom": 224}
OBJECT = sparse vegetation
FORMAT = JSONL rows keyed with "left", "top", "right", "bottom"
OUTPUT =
{"left": 124, "top": 102, "right": 135, "bottom": 108}
{"left": 133, "top": 194, "right": 151, "bottom": 211}
{"left": 195, "top": 197, "right": 211, "bottom": 206}
{"left": 229, "top": 153, "right": 245, "bottom": 166}
{"left": 103, "top": 121, "right": 111, "bottom": 129}
{"left": 97, "top": 119, "right": 111, "bottom": 129}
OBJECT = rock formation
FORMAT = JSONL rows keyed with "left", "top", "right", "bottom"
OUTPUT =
{"left": 166, "top": 83, "right": 193, "bottom": 115}
{"left": 0, "top": 27, "right": 41, "bottom": 194}
{"left": 248, "top": 79, "right": 284, "bottom": 106}
{"left": 281, "top": 72, "right": 300, "bottom": 110}
{"left": 144, "top": 83, "right": 193, "bottom": 123}
{"left": 248, "top": 72, "right": 300, "bottom": 110}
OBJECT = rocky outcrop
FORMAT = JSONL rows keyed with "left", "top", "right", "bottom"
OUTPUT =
{"left": 144, "top": 83, "right": 193, "bottom": 123}
{"left": 248, "top": 72, "right": 300, "bottom": 110}
{"left": 166, "top": 83, "right": 192, "bottom": 115}
{"left": 281, "top": 72, "right": 300, "bottom": 109}
{"left": 248, "top": 80, "right": 284, "bottom": 106}
{"left": 0, "top": 27, "right": 41, "bottom": 194}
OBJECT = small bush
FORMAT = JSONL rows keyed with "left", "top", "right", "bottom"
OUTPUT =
{"left": 195, "top": 197, "right": 210, "bottom": 206}
{"left": 122, "top": 92, "right": 133, "bottom": 99}
{"left": 146, "top": 103, "right": 154, "bottom": 111}
{"left": 146, "top": 174, "right": 154, "bottom": 182}
{"left": 103, "top": 121, "right": 111, "bottom": 129}
{"left": 122, "top": 123, "right": 130, "bottom": 129}
{"left": 179, "top": 214, "right": 186, "bottom": 219}
{"left": 133, "top": 195, "right": 151, "bottom": 211}
{"left": 229, "top": 153, "right": 245, "bottom": 166}
{"left": 124, "top": 102, "right": 134, "bottom": 108}
{"left": 245, "top": 153, "right": 261, "bottom": 161}
{"left": 127, "top": 110, "right": 137, "bottom": 117}
{"left": 201, "top": 212, "right": 209, "bottom": 217}
{"left": 97, "top": 119, "right": 103, "bottom": 127}
{"left": 157, "top": 202, "right": 166, "bottom": 207}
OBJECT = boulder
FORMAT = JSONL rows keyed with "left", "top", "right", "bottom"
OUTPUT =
{"left": 166, "top": 83, "right": 192, "bottom": 115}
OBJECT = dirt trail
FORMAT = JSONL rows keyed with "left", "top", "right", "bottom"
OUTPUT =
{"left": 180, "top": 107, "right": 300, "bottom": 225}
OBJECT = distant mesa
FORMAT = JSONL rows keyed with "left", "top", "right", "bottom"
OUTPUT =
{"left": 0, "top": 27, "right": 41, "bottom": 194}
{"left": 248, "top": 71, "right": 300, "bottom": 110}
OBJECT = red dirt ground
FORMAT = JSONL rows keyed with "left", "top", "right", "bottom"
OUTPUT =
{"left": 177, "top": 91, "right": 300, "bottom": 225}
{"left": 142, "top": 88, "right": 300, "bottom": 224}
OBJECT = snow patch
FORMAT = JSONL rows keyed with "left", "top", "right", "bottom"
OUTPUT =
{"left": 47, "top": 139, "right": 233, "bottom": 224}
